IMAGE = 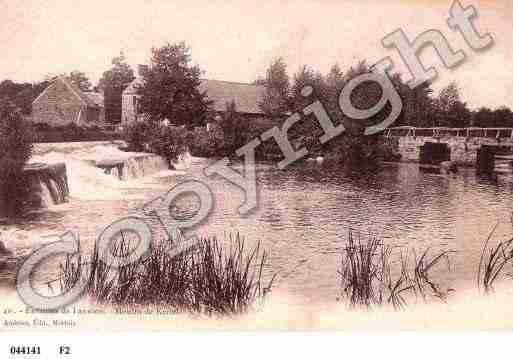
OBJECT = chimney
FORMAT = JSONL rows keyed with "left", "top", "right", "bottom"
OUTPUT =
{"left": 138, "top": 64, "right": 149, "bottom": 77}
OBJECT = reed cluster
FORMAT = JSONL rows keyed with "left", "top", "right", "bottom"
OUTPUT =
{"left": 338, "top": 230, "right": 452, "bottom": 310}
{"left": 477, "top": 223, "right": 513, "bottom": 294}
{"left": 59, "top": 233, "right": 275, "bottom": 315}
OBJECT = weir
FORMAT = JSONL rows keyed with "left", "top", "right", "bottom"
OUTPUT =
{"left": 23, "top": 162, "right": 69, "bottom": 207}
{"left": 94, "top": 154, "right": 169, "bottom": 180}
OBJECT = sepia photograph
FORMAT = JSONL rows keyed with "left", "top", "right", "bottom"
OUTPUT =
{"left": 1, "top": 0, "right": 513, "bottom": 351}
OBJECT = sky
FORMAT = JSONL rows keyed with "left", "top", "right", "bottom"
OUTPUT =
{"left": 1, "top": 0, "right": 512, "bottom": 109}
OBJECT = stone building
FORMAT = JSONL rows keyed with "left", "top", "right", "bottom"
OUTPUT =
{"left": 121, "top": 76, "right": 269, "bottom": 127}
{"left": 32, "top": 76, "right": 105, "bottom": 127}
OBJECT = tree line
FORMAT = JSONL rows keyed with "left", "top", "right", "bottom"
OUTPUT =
{"left": 257, "top": 57, "right": 513, "bottom": 129}
{"left": 0, "top": 42, "right": 511, "bottom": 129}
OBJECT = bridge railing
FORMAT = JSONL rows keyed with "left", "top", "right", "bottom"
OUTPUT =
{"left": 384, "top": 127, "right": 513, "bottom": 139}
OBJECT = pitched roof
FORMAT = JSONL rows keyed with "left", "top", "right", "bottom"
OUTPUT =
{"left": 123, "top": 77, "right": 265, "bottom": 114}
{"left": 60, "top": 77, "right": 103, "bottom": 108}
{"left": 32, "top": 76, "right": 103, "bottom": 108}
{"left": 199, "top": 79, "right": 265, "bottom": 114}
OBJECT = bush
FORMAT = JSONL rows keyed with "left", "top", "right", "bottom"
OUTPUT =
{"left": 188, "top": 127, "right": 222, "bottom": 158}
{"left": 124, "top": 122, "right": 189, "bottom": 166}
{"left": 147, "top": 125, "right": 188, "bottom": 166}
{"left": 123, "top": 121, "right": 154, "bottom": 152}
{"left": 323, "top": 134, "right": 401, "bottom": 170}
{"left": 0, "top": 98, "right": 34, "bottom": 216}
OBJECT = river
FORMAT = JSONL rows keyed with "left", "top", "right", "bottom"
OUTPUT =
{"left": 2, "top": 144, "right": 513, "bottom": 306}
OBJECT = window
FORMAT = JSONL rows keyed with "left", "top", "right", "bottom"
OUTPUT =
{"left": 133, "top": 96, "right": 138, "bottom": 114}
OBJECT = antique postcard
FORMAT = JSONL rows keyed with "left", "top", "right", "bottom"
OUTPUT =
{"left": 1, "top": 0, "right": 513, "bottom": 355}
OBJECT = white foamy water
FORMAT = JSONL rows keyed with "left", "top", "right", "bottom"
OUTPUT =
{"left": 29, "top": 144, "right": 184, "bottom": 201}
{"left": 1, "top": 144, "right": 202, "bottom": 260}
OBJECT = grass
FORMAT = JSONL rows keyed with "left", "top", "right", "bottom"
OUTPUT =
{"left": 338, "top": 230, "right": 452, "bottom": 310}
{"left": 477, "top": 223, "right": 513, "bottom": 294}
{"left": 59, "top": 232, "right": 276, "bottom": 315}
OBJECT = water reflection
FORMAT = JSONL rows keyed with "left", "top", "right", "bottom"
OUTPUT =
{"left": 3, "top": 161, "right": 513, "bottom": 304}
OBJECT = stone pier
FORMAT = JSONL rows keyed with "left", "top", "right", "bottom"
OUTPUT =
{"left": 385, "top": 128, "right": 513, "bottom": 167}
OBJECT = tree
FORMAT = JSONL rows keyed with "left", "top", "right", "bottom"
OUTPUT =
{"left": 438, "top": 82, "right": 460, "bottom": 113}
{"left": 324, "top": 63, "right": 345, "bottom": 112}
{"left": 137, "top": 42, "right": 211, "bottom": 127}
{"left": 69, "top": 71, "right": 92, "bottom": 92}
{"left": 98, "top": 52, "right": 135, "bottom": 123}
{"left": 258, "top": 57, "right": 290, "bottom": 117}
{"left": 287, "top": 65, "right": 328, "bottom": 151}
{"left": 493, "top": 106, "right": 513, "bottom": 127}
{"left": 219, "top": 100, "right": 247, "bottom": 154}
{"left": 0, "top": 79, "right": 51, "bottom": 115}
{"left": 0, "top": 80, "right": 32, "bottom": 114}
{"left": 393, "top": 80, "right": 435, "bottom": 127}
{"left": 472, "top": 106, "right": 513, "bottom": 127}
{"left": 290, "top": 65, "right": 327, "bottom": 111}
{"left": 434, "top": 82, "right": 470, "bottom": 127}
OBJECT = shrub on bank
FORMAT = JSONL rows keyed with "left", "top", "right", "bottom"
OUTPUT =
{"left": 0, "top": 99, "right": 34, "bottom": 216}
{"left": 123, "top": 121, "right": 154, "bottom": 152}
{"left": 322, "top": 133, "right": 401, "bottom": 169}
{"left": 147, "top": 125, "right": 189, "bottom": 166}
{"left": 188, "top": 127, "right": 220, "bottom": 158}
{"left": 124, "top": 122, "right": 190, "bottom": 166}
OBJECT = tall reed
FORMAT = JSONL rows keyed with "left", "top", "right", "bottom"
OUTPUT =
{"left": 477, "top": 223, "right": 513, "bottom": 294}
{"left": 59, "top": 232, "right": 276, "bottom": 315}
{"left": 338, "top": 230, "right": 452, "bottom": 310}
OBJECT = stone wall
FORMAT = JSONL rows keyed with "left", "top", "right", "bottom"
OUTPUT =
{"left": 393, "top": 136, "right": 513, "bottom": 166}
{"left": 32, "top": 79, "right": 83, "bottom": 126}
{"left": 32, "top": 78, "right": 105, "bottom": 127}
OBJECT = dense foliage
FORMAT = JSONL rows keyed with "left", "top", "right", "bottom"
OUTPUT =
{"left": 256, "top": 60, "right": 402, "bottom": 167}
{"left": 124, "top": 121, "right": 189, "bottom": 166}
{"left": 258, "top": 57, "right": 290, "bottom": 117}
{"left": 137, "top": 42, "right": 211, "bottom": 127}
{"left": 98, "top": 52, "right": 135, "bottom": 124}
{"left": 0, "top": 99, "right": 34, "bottom": 215}
{"left": 0, "top": 79, "right": 50, "bottom": 115}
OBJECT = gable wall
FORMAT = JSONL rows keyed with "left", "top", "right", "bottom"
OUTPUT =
{"left": 32, "top": 80, "right": 84, "bottom": 126}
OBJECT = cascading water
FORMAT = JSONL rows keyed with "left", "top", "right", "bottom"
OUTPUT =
{"left": 22, "top": 162, "right": 69, "bottom": 208}
{"left": 27, "top": 143, "right": 193, "bottom": 201}
{"left": 121, "top": 154, "right": 169, "bottom": 180}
